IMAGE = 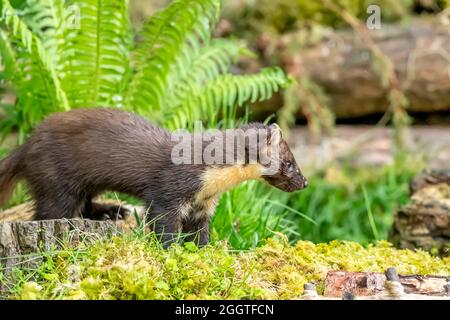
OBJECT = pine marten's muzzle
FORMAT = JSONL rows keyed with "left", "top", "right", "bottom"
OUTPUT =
{"left": 263, "top": 172, "right": 308, "bottom": 192}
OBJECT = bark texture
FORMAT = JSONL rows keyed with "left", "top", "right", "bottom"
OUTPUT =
{"left": 0, "top": 200, "right": 144, "bottom": 282}
{"left": 323, "top": 270, "right": 449, "bottom": 298}
{"left": 390, "top": 169, "right": 450, "bottom": 256}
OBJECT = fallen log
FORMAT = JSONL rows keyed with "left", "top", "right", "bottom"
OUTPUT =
{"left": 0, "top": 202, "right": 35, "bottom": 222}
{"left": 256, "top": 19, "right": 450, "bottom": 119}
{"left": 323, "top": 270, "right": 449, "bottom": 298}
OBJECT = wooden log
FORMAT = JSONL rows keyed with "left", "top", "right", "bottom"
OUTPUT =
{"left": 0, "top": 202, "right": 35, "bottom": 222}
{"left": 255, "top": 19, "right": 450, "bottom": 118}
{"left": 0, "top": 200, "right": 146, "bottom": 279}
{"left": 323, "top": 270, "right": 449, "bottom": 297}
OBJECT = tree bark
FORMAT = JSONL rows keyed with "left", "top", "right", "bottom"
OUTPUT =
{"left": 0, "top": 200, "right": 145, "bottom": 286}
{"left": 324, "top": 271, "right": 449, "bottom": 298}
{"left": 0, "top": 219, "right": 118, "bottom": 258}
{"left": 0, "top": 218, "right": 119, "bottom": 290}
{"left": 389, "top": 169, "right": 450, "bottom": 256}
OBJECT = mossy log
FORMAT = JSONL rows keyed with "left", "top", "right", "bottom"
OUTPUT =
{"left": 0, "top": 218, "right": 122, "bottom": 293}
{"left": 390, "top": 169, "right": 450, "bottom": 255}
{"left": 0, "top": 201, "right": 144, "bottom": 272}
{"left": 255, "top": 19, "right": 450, "bottom": 118}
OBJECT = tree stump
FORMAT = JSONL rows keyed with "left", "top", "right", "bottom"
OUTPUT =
{"left": 0, "top": 200, "right": 145, "bottom": 231}
{"left": 390, "top": 169, "right": 450, "bottom": 256}
{"left": 0, "top": 219, "right": 118, "bottom": 261}
{"left": 0, "top": 199, "right": 146, "bottom": 292}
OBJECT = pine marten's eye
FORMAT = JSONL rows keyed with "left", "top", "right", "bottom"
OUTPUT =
{"left": 286, "top": 161, "right": 294, "bottom": 172}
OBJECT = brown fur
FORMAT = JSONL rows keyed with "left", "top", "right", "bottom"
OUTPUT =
{"left": 0, "top": 149, "right": 23, "bottom": 207}
{"left": 0, "top": 108, "right": 307, "bottom": 247}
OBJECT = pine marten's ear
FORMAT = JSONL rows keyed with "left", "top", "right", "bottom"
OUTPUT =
{"left": 267, "top": 123, "right": 282, "bottom": 146}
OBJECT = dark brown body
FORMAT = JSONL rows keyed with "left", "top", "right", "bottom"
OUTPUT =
{"left": 0, "top": 108, "right": 307, "bottom": 247}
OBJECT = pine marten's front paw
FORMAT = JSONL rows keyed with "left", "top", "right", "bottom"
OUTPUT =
{"left": 87, "top": 202, "right": 130, "bottom": 221}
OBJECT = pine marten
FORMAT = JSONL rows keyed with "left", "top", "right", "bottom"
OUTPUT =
{"left": 0, "top": 108, "right": 307, "bottom": 246}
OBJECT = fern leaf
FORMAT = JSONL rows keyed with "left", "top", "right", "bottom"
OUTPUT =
{"left": 0, "top": 29, "right": 20, "bottom": 84}
{"left": 0, "top": 0, "right": 69, "bottom": 112}
{"left": 61, "top": 0, "right": 131, "bottom": 108}
{"left": 165, "top": 67, "right": 293, "bottom": 129}
{"left": 164, "top": 38, "right": 246, "bottom": 111}
{"left": 19, "top": 0, "right": 66, "bottom": 69}
{"left": 125, "top": 0, "right": 222, "bottom": 116}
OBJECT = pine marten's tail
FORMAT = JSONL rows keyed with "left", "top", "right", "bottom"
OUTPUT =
{"left": 0, "top": 146, "right": 25, "bottom": 207}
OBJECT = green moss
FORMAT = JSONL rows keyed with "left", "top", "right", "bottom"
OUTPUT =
{"left": 240, "top": 238, "right": 450, "bottom": 299}
{"left": 7, "top": 236, "right": 449, "bottom": 300}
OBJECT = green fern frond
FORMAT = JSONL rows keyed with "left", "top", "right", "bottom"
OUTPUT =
{"left": 0, "top": 29, "right": 20, "bottom": 84}
{"left": 165, "top": 38, "right": 247, "bottom": 110}
{"left": 0, "top": 0, "right": 69, "bottom": 112}
{"left": 61, "top": 0, "right": 131, "bottom": 108}
{"left": 125, "top": 0, "right": 222, "bottom": 116}
{"left": 0, "top": 29, "right": 20, "bottom": 139}
{"left": 1, "top": 0, "right": 293, "bottom": 139}
{"left": 178, "top": 39, "right": 246, "bottom": 86}
{"left": 165, "top": 67, "right": 293, "bottom": 129}
{"left": 19, "top": 0, "right": 66, "bottom": 68}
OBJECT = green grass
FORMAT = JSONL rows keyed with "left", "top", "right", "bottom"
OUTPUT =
{"left": 280, "top": 158, "right": 419, "bottom": 244}
{"left": 211, "top": 182, "right": 290, "bottom": 250}
{"left": 2, "top": 235, "right": 448, "bottom": 300}
{"left": 210, "top": 155, "right": 421, "bottom": 249}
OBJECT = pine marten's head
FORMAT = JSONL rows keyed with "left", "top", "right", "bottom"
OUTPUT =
{"left": 183, "top": 122, "right": 308, "bottom": 202}
{"left": 257, "top": 123, "right": 308, "bottom": 192}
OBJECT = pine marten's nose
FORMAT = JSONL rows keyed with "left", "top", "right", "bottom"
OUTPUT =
{"left": 302, "top": 177, "right": 308, "bottom": 188}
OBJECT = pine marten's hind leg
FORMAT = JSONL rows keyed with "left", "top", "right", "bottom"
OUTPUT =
{"left": 145, "top": 202, "right": 182, "bottom": 248}
{"left": 182, "top": 217, "right": 210, "bottom": 247}
{"left": 81, "top": 196, "right": 130, "bottom": 221}
{"left": 33, "top": 190, "right": 85, "bottom": 220}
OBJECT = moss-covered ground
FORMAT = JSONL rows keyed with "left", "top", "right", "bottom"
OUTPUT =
{"left": 2, "top": 235, "right": 448, "bottom": 300}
